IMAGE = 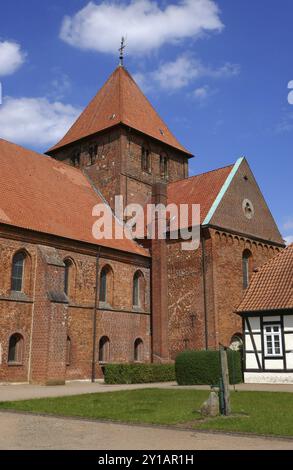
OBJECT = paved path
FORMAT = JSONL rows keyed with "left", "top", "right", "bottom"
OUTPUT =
{"left": 0, "top": 411, "right": 292, "bottom": 450}
{"left": 1, "top": 381, "right": 293, "bottom": 402}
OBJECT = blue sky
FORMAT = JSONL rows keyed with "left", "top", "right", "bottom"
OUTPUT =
{"left": 0, "top": 0, "right": 292, "bottom": 242}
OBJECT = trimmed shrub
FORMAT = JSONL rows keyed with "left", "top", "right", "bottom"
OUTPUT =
{"left": 104, "top": 363, "right": 175, "bottom": 384}
{"left": 175, "top": 350, "right": 243, "bottom": 386}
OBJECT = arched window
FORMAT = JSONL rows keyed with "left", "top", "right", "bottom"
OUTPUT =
{"left": 64, "top": 259, "right": 73, "bottom": 296}
{"left": 98, "top": 336, "right": 110, "bottom": 363}
{"left": 133, "top": 272, "right": 140, "bottom": 307}
{"left": 160, "top": 153, "right": 168, "bottom": 179}
{"left": 8, "top": 333, "right": 24, "bottom": 364}
{"left": 11, "top": 252, "right": 26, "bottom": 292}
{"left": 133, "top": 271, "right": 145, "bottom": 309}
{"left": 141, "top": 146, "right": 151, "bottom": 173}
{"left": 66, "top": 336, "right": 71, "bottom": 366}
{"left": 99, "top": 265, "right": 113, "bottom": 305}
{"left": 134, "top": 338, "right": 144, "bottom": 362}
{"left": 242, "top": 249, "right": 253, "bottom": 289}
{"left": 230, "top": 333, "right": 243, "bottom": 351}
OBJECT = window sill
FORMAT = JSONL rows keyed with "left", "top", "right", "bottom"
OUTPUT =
{"left": 133, "top": 306, "right": 144, "bottom": 312}
{"left": 99, "top": 302, "right": 112, "bottom": 309}
{"left": 264, "top": 355, "right": 283, "bottom": 359}
{"left": 8, "top": 362, "right": 24, "bottom": 367}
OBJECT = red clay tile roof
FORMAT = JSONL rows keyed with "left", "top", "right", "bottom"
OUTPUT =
{"left": 0, "top": 139, "right": 149, "bottom": 257}
{"left": 48, "top": 66, "right": 191, "bottom": 155}
{"left": 167, "top": 164, "right": 234, "bottom": 227}
{"left": 237, "top": 244, "right": 293, "bottom": 313}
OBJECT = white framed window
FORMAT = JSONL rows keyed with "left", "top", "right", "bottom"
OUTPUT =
{"left": 264, "top": 325, "right": 282, "bottom": 357}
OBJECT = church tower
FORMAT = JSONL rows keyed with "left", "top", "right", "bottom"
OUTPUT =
{"left": 46, "top": 65, "right": 193, "bottom": 210}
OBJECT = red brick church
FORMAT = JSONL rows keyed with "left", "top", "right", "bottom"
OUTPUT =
{"left": 0, "top": 64, "right": 284, "bottom": 384}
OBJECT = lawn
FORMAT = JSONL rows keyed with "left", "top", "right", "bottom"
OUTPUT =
{"left": 0, "top": 389, "right": 293, "bottom": 437}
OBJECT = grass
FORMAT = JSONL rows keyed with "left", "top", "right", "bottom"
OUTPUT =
{"left": 0, "top": 389, "right": 293, "bottom": 437}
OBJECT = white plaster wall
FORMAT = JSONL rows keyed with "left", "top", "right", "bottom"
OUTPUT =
{"left": 262, "top": 316, "right": 281, "bottom": 323}
{"left": 245, "top": 372, "right": 293, "bottom": 384}
{"left": 286, "top": 352, "right": 293, "bottom": 369}
{"left": 245, "top": 334, "right": 262, "bottom": 350}
{"left": 285, "top": 334, "right": 293, "bottom": 351}
{"left": 247, "top": 317, "right": 260, "bottom": 331}
{"left": 246, "top": 353, "right": 261, "bottom": 369}
{"left": 284, "top": 316, "right": 293, "bottom": 330}
{"left": 264, "top": 359, "right": 284, "bottom": 369}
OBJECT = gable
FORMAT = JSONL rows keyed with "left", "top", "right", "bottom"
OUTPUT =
{"left": 167, "top": 165, "right": 233, "bottom": 226}
{"left": 206, "top": 158, "right": 284, "bottom": 245}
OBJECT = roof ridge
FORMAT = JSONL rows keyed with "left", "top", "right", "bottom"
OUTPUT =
{"left": 119, "top": 66, "right": 124, "bottom": 119}
{"left": 168, "top": 163, "right": 234, "bottom": 186}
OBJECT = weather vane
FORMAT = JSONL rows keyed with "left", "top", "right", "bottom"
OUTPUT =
{"left": 119, "top": 36, "right": 126, "bottom": 67}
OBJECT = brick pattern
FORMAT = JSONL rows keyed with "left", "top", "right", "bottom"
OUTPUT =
{"left": 51, "top": 126, "right": 188, "bottom": 211}
{"left": 0, "top": 234, "right": 151, "bottom": 384}
{"left": 166, "top": 230, "right": 282, "bottom": 360}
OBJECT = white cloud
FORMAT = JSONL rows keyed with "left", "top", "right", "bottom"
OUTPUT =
{"left": 135, "top": 55, "right": 239, "bottom": 92}
{"left": 193, "top": 85, "right": 210, "bottom": 101}
{"left": 284, "top": 235, "right": 293, "bottom": 246}
{"left": 154, "top": 56, "right": 239, "bottom": 90}
{"left": 0, "top": 97, "right": 80, "bottom": 147}
{"left": 50, "top": 72, "right": 72, "bottom": 100}
{"left": 0, "top": 41, "right": 26, "bottom": 76}
{"left": 153, "top": 55, "right": 203, "bottom": 89}
{"left": 60, "top": 0, "right": 223, "bottom": 55}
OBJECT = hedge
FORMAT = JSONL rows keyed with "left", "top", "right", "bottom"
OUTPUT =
{"left": 104, "top": 363, "right": 175, "bottom": 384}
{"left": 175, "top": 350, "right": 243, "bottom": 386}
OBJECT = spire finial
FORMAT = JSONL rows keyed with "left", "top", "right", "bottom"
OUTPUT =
{"left": 119, "top": 36, "right": 126, "bottom": 67}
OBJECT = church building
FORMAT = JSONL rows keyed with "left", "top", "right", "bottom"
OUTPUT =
{"left": 0, "top": 64, "right": 284, "bottom": 384}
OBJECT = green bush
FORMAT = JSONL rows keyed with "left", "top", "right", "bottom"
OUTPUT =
{"left": 104, "top": 363, "right": 175, "bottom": 384}
{"left": 175, "top": 350, "right": 243, "bottom": 386}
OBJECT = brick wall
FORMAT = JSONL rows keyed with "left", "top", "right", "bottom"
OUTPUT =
{"left": 211, "top": 229, "right": 282, "bottom": 346}
{"left": 49, "top": 125, "right": 189, "bottom": 211}
{"left": 166, "top": 230, "right": 282, "bottom": 359}
{"left": 0, "top": 231, "right": 151, "bottom": 384}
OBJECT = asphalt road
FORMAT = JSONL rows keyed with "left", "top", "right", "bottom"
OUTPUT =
{"left": 0, "top": 412, "right": 292, "bottom": 450}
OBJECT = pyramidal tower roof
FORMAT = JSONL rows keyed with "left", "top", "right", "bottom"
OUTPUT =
{"left": 48, "top": 66, "right": 192, "bottom": 155}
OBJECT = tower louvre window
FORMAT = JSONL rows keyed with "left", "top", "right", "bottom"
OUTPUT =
{"left": 141, "top": 146, "right": 151, "bottom": 173}
{"left": 70, "top": 151, "right": 80, "bottom": 168}
{"left": 160, "top": 153, "right": 168, "bottom": 179}
{"left": 88, "top": 145, "right": 97, "bottom": 165}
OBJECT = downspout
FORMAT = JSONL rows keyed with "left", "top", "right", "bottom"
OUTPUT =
{"left": 201, "top": 235, "right": 209, "bottom": 350}
{"left": 91, "top": 247, "right": 101, "bottom": 383}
